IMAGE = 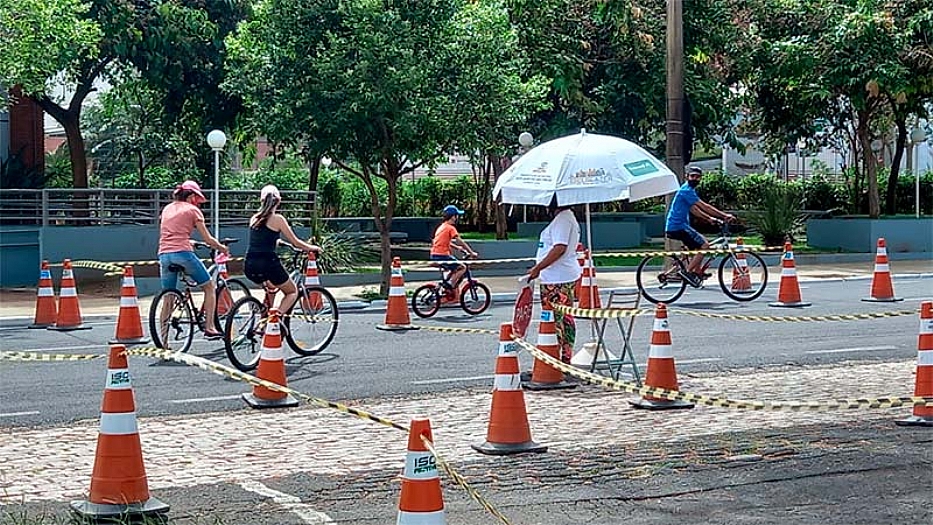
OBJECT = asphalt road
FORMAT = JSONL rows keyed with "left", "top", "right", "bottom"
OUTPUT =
{"left": 1, "top": 277, "right": 930, "bottom": 428}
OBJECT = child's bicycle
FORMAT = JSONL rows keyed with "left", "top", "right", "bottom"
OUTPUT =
{"left": 635, "top": 221, "right": 769, "bottom": 304}
{"left": 148, "top": 238, "right": 250, "bottom": 353}
{"left": 411, "top": 253, "right": 491, "bottom": 318}
{"left": 223, "top": 241, "right": 338, "bottom": 372}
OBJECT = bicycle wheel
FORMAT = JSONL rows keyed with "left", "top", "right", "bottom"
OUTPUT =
{"left": 215, "top": 278, "right": 252, "bottom": 329}
{"left": 223, "top": 295, "right": 266, "bottom": 371}
{"left": 460, "top": 281, "right": 491, "bottom": 315}
{"left": 636, "top": 255, "right": 688, "bottom": 304}
{"left": 284, "top": 285, "right": 338, "bottom": 356}
{"left": 718, "top": 252, "right": 769, "bottom": 302}
{"left": 148, "top": 289, "right": 195, "bottom": 353}
{"left": 411, "top": 284, "right": 441, "bottom": 318}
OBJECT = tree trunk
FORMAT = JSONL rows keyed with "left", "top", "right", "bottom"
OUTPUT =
{"left": 306, "top": 155, "right": 321, "bottom": 235}
{"left": 885, "top": 117, "right": 907, "bottom": 215}
{"left": 491, "top": 154, "right": 509, "bottom": 240}
{"left": 856, "top": 115, "right": 881, "bottom": 218}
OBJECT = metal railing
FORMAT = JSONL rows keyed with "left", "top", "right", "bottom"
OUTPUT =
{"left": 0, "top": 188, "right": 317, "bottom": 227}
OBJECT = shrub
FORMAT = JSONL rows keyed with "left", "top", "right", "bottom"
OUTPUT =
{"left": 697, "top": 170, "right": 739, "bottom": 210}
{"left": 746, "top": 183, "right": 806, "bottom": 246}
{"left": 737, "top": 173, "right": 781, "bottom": 209}
{"left": 799, "top": 175, "right": 847, "bottom": 212}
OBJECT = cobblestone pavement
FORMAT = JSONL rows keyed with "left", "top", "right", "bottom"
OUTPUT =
{"left": 0, "top": 359, "right": 920, "bottom": 504}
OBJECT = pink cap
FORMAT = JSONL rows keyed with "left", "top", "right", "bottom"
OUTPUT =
{"left": 260, "top": 184, "right": 281, "bottom": 201}
{"left": 175, "top": 180, "right": 206, "bottom": 202}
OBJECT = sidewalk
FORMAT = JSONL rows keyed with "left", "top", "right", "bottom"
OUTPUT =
{"left": 1, "top": 259, "right": 930, "bottom": 319}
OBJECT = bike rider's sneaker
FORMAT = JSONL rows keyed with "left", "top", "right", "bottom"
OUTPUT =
{"left": 683, "top": 272, "right": 703, "bottom": 287}
{"left": 203, "top": 330, "right": 224, "bottom": 341}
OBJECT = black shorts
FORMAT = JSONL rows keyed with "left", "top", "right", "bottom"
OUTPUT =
{"left": 665, "top": 228, "right": 705, "bottom": 250}
{"left": 244, "top": 253, "right": 289, "bottom": 287}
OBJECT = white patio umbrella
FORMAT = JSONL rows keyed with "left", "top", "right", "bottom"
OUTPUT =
{"left": 493, "top": 128, "right": 680, "bottom": 255}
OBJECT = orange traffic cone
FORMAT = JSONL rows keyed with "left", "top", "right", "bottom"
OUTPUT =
{"left": 863, "top": 238, "right": 902, "bottom": 302}
{"left": 630, "top": 303, "right": 694, "bottom": 410}
{"left": 28, "top": 260, "right": 57, "bottom": 329}
{"left": 473, "top": 323, "right": 547, "bottom": 455}
{"left": 110, "top": 266, "right": 150, "bottom": 345}
{"left": 730, "top": 237, "right": 752, "bottom": 293}
{"left": 49, "top": 259, "right": 91, "bottom": 331}
{"left": 397, "top": 418, "right": 445, "bottom": 525}
{"left": 896, "top": 301, "right": 933, "bottom": 427}
{"left": 70, "top": 345, "right": 169, "bottom": 520}
{"left": 303, "top": 252, "right": 324, "bottom": 310}
{"left": 524, "top": 306, "right": 576, "bottom": 391}
{"left": 242, "top": 309, "right": 299, "bottom": 409}
{"left": 376, "top": 257, "right": 418, "bottom": 331}
{"left": 578, "top": 249, "right": 601, "bottom": 309}
{"left": 573, "top": 243, "right": 585, "bottom": 301}
{"left": 768, "top": 243, "right": 811, "bottom": 308}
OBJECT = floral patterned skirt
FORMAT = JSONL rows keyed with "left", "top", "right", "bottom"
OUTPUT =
{"left": 539, "top": 281, "right": 576, "bottom": 363}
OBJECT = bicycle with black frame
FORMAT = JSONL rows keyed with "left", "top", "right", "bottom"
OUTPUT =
{"left": 411, "top": 250, "right": 491, "bottom": 318}
{"left": 223, "top": 240, "right": 339, "bottom": 371}
{"left": 635, "top": 221, "right": 769, "bottom": 304}
{"left": 148, "top": 238, "right": 250, "bottom": 353}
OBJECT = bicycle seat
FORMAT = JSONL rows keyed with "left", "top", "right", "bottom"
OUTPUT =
{"left": 191, "top": 241, "right": 210, "bottom": 250}
{"left": 221, "top": 238, "right": 239, "bottom": 245}
{"left": 168, "top": 263, "right": 185, "bottom": 273}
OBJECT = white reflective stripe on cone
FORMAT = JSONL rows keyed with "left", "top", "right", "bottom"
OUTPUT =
{"left": 120, "top": 297, "right": 138, "bottom": 307}
{"left": 874, "top": 264, "right": 890, "bottom": 272}
{"left": 99, "top": 412, "right": 139, "bottom": 435}
{"left": 540, "top": 310, "right": 554, "bottom": 322}
{"left": 63, "top": 270, "right": 73, "bottom": 279}
{"left": 392, "top": 268, "right": 403, "bottom": 276}
{"left": 123, "top": 277, "right": 136, "bottom": 287}
{"left": 918, "top": 350, "right": 933, "bottom": 366}
{"left": 106, "top": 369, "right": 132, "bottom": 390}
{"left": 781, "top": 268, "right": 797, "bottom": 276}
{"left": 390, "top": 286, "right": 406, "bottom": 296}
{"left": 60, "top": 287, "right": 77, "bottom": 297}
{"left": 878, "top": 247, "right": 887, "bottom": 256}
{"left": 647, "top": 344, "right": 673, "bottom": 359}
{"left": 306, "top": 262, "right": 318, "bottom": 269}
{"left": 396, "top": 510, "right": 446, "bottom": 524}
{"left": 498, "top": 341, "right": 517, "bottom": 355}
{"left": 536, "top": 333, "right": 558, "bottom": 346}
{"left": 261, "top": 346, "right": 285, "bottom": 361}
{"left": 920, "top": 319, "right": 933, "bottom": 334}
{"left": 653, "top": 319, "right": 669, "bottom": 331}
{"left": 40, "top": 270, "right": 51, "bottom": 279}
{"left": 494, "top": 373, "right": 521, "bottom": 391}
{"left": 402, "top": 451, "right": 439, "bottom": 479}
{"left": 582, "top": 278, "right": 596, "bottom": 286}
{"left": 38, "top": 288, "right": 54, "bottom": 297}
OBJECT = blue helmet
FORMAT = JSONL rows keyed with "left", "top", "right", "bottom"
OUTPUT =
{"left": 443, "top": 205, "right": 465, "bottom": 216}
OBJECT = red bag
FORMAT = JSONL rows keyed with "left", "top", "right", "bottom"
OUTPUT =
{"left": 512, "top": 277, "right": 534, "bottom": 338}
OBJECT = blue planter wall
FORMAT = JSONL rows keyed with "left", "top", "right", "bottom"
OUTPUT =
{"left": 807, "top": 218, "right": 933, "bottom": 252}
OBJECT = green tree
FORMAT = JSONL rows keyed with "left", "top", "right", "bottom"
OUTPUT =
{"left": 226, "top": 0, "right": 543, "bottom": 291}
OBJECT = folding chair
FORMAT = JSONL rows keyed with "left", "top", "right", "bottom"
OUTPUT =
{"left": 588, "top": 290, "right": 642, "bottom": 384}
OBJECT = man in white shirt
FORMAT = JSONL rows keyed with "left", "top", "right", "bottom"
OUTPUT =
{"left": 527, "top": 197, "right": 583, "bottom": 364}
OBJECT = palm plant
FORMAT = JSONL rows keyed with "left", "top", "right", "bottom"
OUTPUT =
{"left": 746, "top": 184, "right": 806, "bottom": 247}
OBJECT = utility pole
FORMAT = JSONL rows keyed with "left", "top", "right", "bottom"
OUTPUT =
{"left": 666, "top": 0, "right": 685, "bottom": 183}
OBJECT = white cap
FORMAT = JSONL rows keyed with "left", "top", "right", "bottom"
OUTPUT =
{"left": 260, "top": 185, "right": 281, "bottom": 201}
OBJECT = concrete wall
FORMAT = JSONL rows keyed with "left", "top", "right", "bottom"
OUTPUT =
{"left": 518, "top": 221, "right": 643, "bottom": 250}
{"left": 807, "top": 218, "right": 933, "bottom": 252}
{"left": 0, "top": 228, "right": 40, "bottom": 286}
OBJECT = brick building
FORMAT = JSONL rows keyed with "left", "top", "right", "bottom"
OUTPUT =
{"left": 1, "top": 87, "right": 45, "bottom": 176}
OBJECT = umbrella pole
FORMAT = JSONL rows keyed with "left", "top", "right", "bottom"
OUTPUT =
{"left": 585, "top": 203, "right": 597, "bottom": 340}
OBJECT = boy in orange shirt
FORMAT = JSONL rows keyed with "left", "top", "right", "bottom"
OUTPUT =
{"left": 430, "top": 205, "right": 478, "bottom": 300}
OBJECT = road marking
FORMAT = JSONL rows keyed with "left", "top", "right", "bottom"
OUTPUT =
{"left": 168, "top": 395, "right": 242, "bottom": 404}
{"left": 0, "top": 411, "right": 40, "bottom": 418}
{"left": 805, "top": 346, "right": 897, "bottom": 355}
{"left": 659, "top": 357, "right": 722, "bottom": 365}
{"left": 8, "top": 344, "right": 103, "bottom": 352}
{"left": 412, "top": 375, "right": 494, "bottom": 385}
{"left": 239, "top": 481, "right": 335, "bottom": 524}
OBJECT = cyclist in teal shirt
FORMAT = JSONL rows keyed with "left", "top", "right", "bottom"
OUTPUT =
{"left": 664, "top": 167, "right": 735, "bottom": 285}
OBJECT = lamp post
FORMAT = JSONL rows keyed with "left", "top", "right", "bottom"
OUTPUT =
{"left": 518, "top": 132, "right": 534, "bottom": 223}
{"left": 911, "top": 127, "right": 927, "bottom": 218}
{"left": 206, "top": 130, "right": 227, "bottom": 238}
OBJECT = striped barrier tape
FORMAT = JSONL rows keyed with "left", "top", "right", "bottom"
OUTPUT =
{"left": 411, "top": 324, "right": 499, "bottom": 335}
{"left": 510, "top": 335, "right": 933, "bottom": 411}
{"left": 672, "top": 308, "right": 918, "bottom": 323}
{"left": 421, "top": 437, "right": 513, "bottom": 525}
{"left": 70, "top": 260, "right": 126, "bottom": 274}
{"left": 551, "top": 304, "right": 648, "bottom": 319}
{"left": 0, "top": 351, "right": 106, "bottom": 361}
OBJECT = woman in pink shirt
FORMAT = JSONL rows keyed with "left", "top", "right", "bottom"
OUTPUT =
{"left": 158, "top": 180, "right": 229, "bottom": 339}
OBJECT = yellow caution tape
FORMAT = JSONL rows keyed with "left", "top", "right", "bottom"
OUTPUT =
{"left": 124, "top": 347, "right": 407, "bottom": 431}
{"left": 673, "top": 309, "right": 918, "bottom": 323}
{"left": 69, "top": 260, "right": 125, "bottom": 274}
{"left": 511, "top": 336, "right": 933, "bottom": 411}
{"left": 411, "top": 324, "right": 499, "bottom": 335}
{"left": 552, "top": 304, "right": 648, "bottom": 319}
{"left": 0, "top": 351, "right": 106, "bottom": 361}
{"left": 421, "top": 437, "right": 513, "bottom": 525}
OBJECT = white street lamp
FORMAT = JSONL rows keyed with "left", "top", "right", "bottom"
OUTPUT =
{"left": 321, "top": 156, "right": 332, "bottom": 169}
{"left": 206, "top": 130, "right": 227, "bottom": 238}
{"left": 911, "top": 127, "right": 927, "bottom": 218}
{"left": 517, "top": 132, "right": 534, "bottom": 223}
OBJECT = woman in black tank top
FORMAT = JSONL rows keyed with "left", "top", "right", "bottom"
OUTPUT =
{"left": 244, "top": 185, "right": 322, "bottom": 315}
